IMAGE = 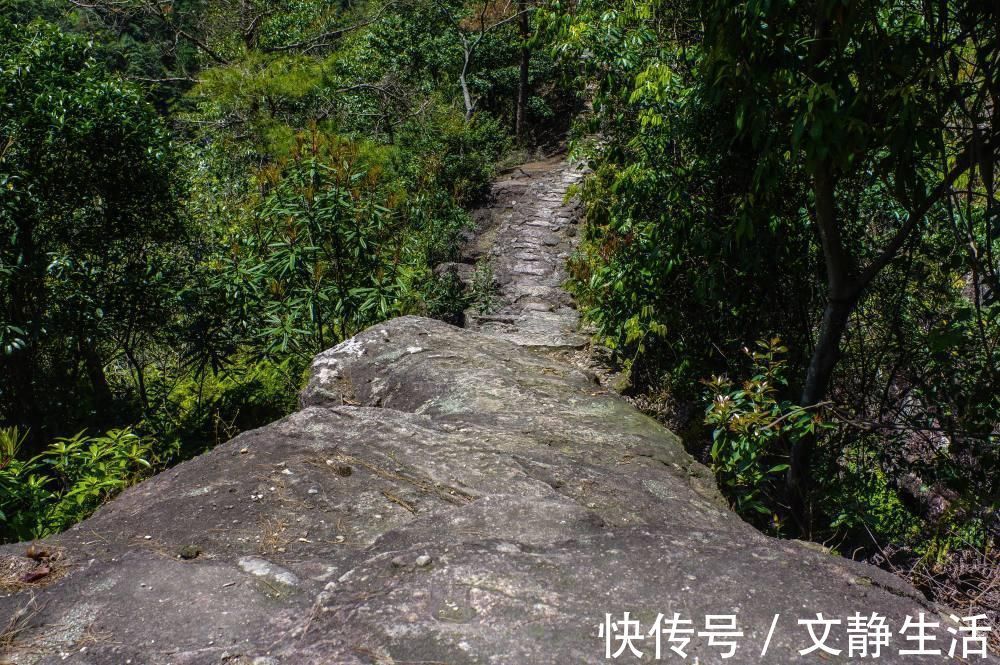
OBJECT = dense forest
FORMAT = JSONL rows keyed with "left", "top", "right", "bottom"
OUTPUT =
{"left": 1, "top": 0, "right": 997, "bottom": 633}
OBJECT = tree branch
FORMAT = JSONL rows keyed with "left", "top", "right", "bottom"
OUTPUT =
{"left": 857, "top": 133, "right": 999, "bottom": 290}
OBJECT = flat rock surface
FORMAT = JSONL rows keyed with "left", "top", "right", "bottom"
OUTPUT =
{"left": 0, "top": 161, "right": 983, "bottom": 665}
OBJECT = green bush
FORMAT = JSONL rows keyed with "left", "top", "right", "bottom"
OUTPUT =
{"left": 703, "top": 339, "right": 827, "bottom": 529}
{"left": 422, "top": 269, "right": 471, "bottom": 326}
{"left": 147, "top": 356, "right": 304, "bottom": 461}
{"left": 0, "top": 0, "right": 524, "bottom": 544}
{"left": 0, "top": 426, "right": 154, "bottom": 542}
{"left": 395, "top": 105, "right": 509, "bottom": 206}
{"left": 470, "top": 260, "right": 501, "bottom": 315}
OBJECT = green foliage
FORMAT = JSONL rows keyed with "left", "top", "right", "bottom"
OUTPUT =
{"left": 0, "top": 0, "right": 534, "bottom": 542}
{"left": 422, "top": 270, "right": 472, "bottom": 325}
{"left": 394, "top": 106, "right": 510, "bottom": 205}
{"left": 469, "top": 260, "right": 501, "bottom": 314}
{"left": 822, "top": 446, "right": 921, "bottom": 550}
{"left": 703, "top": 339, "right": 824, "bottom": 526}
{"left": 557, "top": 23, "right": 815, "bottom": 395}
{"left": 250, "top": 132, "right": 401, "bottom": 356}
{"left": 552, "top": 0, "right": 998, "bottom": 560}
{"left": 151, "top": 356, "right": 303, "bottom": 459}
{"left": 0, "top": 427, "right": 154, "bottom": 542}
{"left": 0, "top": 19, "right": 183, "bottom": 439}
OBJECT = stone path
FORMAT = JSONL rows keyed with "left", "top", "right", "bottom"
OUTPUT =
{"left": 462, "top": 157, "right": 589, "bottom": 350}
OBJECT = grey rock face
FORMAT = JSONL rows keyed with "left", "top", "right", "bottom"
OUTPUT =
{"left": 0, "top": 161, "right": 982, "bottom": 664}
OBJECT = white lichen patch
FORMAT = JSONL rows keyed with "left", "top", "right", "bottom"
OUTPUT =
{"left": 642, "top": 479, "right": 676, "bottom": 501}
{"left": 181, "top": 484, "right": 215, "bottom": 498}
{"left": 237, "top": 556, "right": 300, "bottom": 589}
{"left": 330, "top": 337, "right": 366, "bottom": 358}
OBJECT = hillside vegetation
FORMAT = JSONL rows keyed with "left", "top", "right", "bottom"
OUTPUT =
{"left": 1, "top": 0, "right": 997, "bottom": 632}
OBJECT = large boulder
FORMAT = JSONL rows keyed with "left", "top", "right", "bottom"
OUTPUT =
{"left": 0, "top": 316, "right": 975, "bottom": 664}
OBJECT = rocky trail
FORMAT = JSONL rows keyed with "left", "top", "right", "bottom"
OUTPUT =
{"left": 0, "top": 157, "right": 983, "bottom": 664}
{"left": 460, "top": 157, "right": 588, "bottom": 351}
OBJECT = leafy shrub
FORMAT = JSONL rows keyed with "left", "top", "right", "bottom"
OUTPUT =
{"left": 703, "top": 339, "right": 826, "bottom": 528}
{"left": 470, "top": 260, "right": 501, "bottom": 314}
{"left": 395, "top": 105, "right": 509, "bottom": 205}
{"left": 0, "top": 0, "right": 522, "bottom": 544}
{"left": 0, "top": 427, "right": 154, "bottom": 542}
{"left": 423, "top": 269, "right": 472, "bottom": 326}
{"left": 0, "top": 19, "right": 183, "bottom": 440}
{"left": 150, "top": 356, "right": 304, "bottom": 461}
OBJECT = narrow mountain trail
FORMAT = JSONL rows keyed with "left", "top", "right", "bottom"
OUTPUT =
{"left": 0, "top": 158, "right": 971, "bottom": 665}
{"left": 462, "top": 157, "right": 588, "bottom": 351}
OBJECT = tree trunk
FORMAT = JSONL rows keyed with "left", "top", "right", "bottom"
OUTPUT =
{"left": 5, "top": 216, "right": 44, "bottom": 447}
{"left": 787, "top": 161, "right": 859, "bottom": 517}
{"left": 459, "top": 45, "right": 475, "bottom": 121}
{"left": 515, "top": 0, "right": 530, "bottom": 142}
{"left": 800, "top": 298, "right": 854, "bottom": 408}
{"left": 799, "top": 162, "right": 858, "bottom": 407}
{"left": 788, "top": 295, "right": 855, "bottom": 510}
{"left": 123, "top": 346, "right": 151, "bottom": 415}
{"left": 80, "top": 338, "right": 114, "bottom": 422}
